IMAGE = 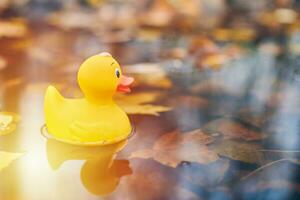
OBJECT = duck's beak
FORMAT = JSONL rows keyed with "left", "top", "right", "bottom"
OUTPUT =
{"left": 117, "top": 75, "right": 134, "bottom": 93}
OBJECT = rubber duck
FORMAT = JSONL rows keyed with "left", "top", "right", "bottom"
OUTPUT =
{"left": 44, "top": 52, "right": 134, "bottom": 143}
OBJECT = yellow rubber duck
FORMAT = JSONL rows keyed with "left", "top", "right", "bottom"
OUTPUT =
{"left": 44, "top": 52, "right": 134, "bottom": 144}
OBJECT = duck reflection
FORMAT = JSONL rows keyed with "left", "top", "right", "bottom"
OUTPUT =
{"left": 46, "top": 139, "right": 132, "bottom": 196}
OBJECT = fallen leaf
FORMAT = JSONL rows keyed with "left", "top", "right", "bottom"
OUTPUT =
{"left": 202, "top": 118, "right": 265, "bottom": 141}
{"left": 0, "top": 19, "right": 27, "bottom": 38}
{"left": 212, "top": 28, "right": 256, "bottom": 42}
{"left": 212, "top": 140, "right": 264, "bottom": 164}
{"left": 0, "top": 112, "right": 20, "bottom": 136}
{"left": 47, "top": 9, "right": 97, "bottom": 30}
{"left": 124, "top": 63, "right": 172, "bottom": 89}
{"left": 138, "top": 0, "right": 175, "bottom": 28}
{"left": 130, "top": 129, "right": 219, "bottom": 167}
{"left": 121, "top": 105, "right": 172, "bottom": 116}
{"left": 153, "top": 129, "right": 214, "bottom": 150}
{"left": 116, "top": 92, "right": 172, "bottom": 116}
{"left": 131, "top": 145, "right": 218, "bottom": 168}
{"left": 115, "top": 92, "right": 161, "bottom": 105}
{"left": 0, "top": 151, "right": 24, "bottom": 171}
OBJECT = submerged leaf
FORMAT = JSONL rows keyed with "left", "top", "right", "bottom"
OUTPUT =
{"left": 130, "top": 129, "right": 219, "bottom": 167}
{"left": 0, "top": 112, "right": 20, "bottom": 136}
{"left": 0, "top": 151, "right": 24, "bottom": 171}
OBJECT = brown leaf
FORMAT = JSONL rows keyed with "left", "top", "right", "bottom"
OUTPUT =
{"left": 139, "top": 0, "right": 175, "bottom": 28}
{"left": 203, "top": 118, "right": 265, "bottom": 141}
{"left": 115, "top": 92, "right": 161, "bottom": 105}
{"left": 153, "top": 129, "right": 214, "bottom": 150}
{"left": 47, "top": 9, "right": 97, "bottom": 31}
{"left": 131, "top": 145, "right": 218, "bottom": 168}
{"left": 116, "top": 92, "right": 172, "bottom": 116}
{"left": 130, "top": 129, "right": 219, "bottom": 167}
{"left": 121, "top": 104, "right": 172, "bottom": 116}
{"left": 124, "top": 63, "right": 172, "bottom": 89}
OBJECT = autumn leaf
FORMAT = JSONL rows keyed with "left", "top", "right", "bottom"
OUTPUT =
{"left": 121, "top": 105, "right": 172, "bottom": 116}
{"left": 47, "top": 9, "right": 97, "bottom": 31}
{"left": 115, "top": 92, "right": 161, "bottom": 105}
{"left": 130, "top": 129, "right": 219, "bottom": 167}
{"left": 0, "top": 19, "right": 27, "bottom": 38}
{"left": 124, "top": 63, "right": 172, "bottom": 89}
{"left": 153, "top": 129, "right": 214, "bottom": 150}
{"left": 0, "top": 151, "right": 24, "bottom": 171}
{"left": 202, "top": 118, "right": 265, "bottom": 141}
{"left": 116, "top": 92, "right": 172, "bottom": 116}
{"left": 138, "top": 0, "right": 175, "bottom": 28}
{"left": 0, "top": 112, "right": 20, "bottom": 136}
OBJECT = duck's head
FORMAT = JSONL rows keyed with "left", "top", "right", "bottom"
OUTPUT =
{"left": 78, "top": 52, "right": 134, "bottom": 102}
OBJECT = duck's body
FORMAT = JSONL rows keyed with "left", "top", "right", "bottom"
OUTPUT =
{"left": 44, "top": 53, "right": 133, "bottom": 143}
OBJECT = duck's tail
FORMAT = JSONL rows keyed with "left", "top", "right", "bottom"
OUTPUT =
{"left": 44, "top": 85, "right": 64, "bottom": 119}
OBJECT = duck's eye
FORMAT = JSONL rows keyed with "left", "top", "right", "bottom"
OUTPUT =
{"left": 115, "top": 69, "right": 120, "bottom": 78}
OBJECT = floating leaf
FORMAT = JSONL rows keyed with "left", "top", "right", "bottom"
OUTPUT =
{"left": 115, "top": 92, "right": 161, "bottom": 105}
{"left": 48, "top": 9, "right": 97, "bottom": 31}
{"left": 124, "top": 63, "right": 172, "bottom": 89}
{"left": 121, "top": 104, "right": 172, "bottom": 116}
{"left": 0, "top": 19, "right": 27, "bottom": 38}
{"left": 139, "top": 0, "right": 175, "bottom": 28}
{"left": 116, "top": 92, "right": 172, "bottom": 116}
{"left": 203, "top": 118, "right": 265, "bottom": 141}
{"left": 130, "top": 129, "right": 219, "bottom": 167}
{"left": 0, "top": 151, "right": 24, "bottom": 171}
{"left": 0, "top": 112, "right": 20, "bottom": 136}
